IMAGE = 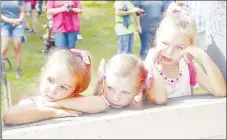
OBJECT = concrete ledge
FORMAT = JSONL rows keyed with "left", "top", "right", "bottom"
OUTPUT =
{"left": 2, "top": 95, "right": 226, "bottom": 139}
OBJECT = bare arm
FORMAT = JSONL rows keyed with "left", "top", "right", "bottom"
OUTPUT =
{"left": 18, "top": 4, "right": 25, "bottom": 22}
{"left": 195, "top": 52, "right": 226, "bottom": 97}
{"left": 3, "top": 105, "right": 57, "bottom": 125}
{"left": 115, "top": 7, "right": 140, "bottom": 16}
{"left": 3, "top": 99, "right": 79, "bottom": 125}
{"left": 135, "top": 15, "right": 141, "bottom": 26}
{"left": 54, "top": 96, "right": 108, "bottom": 113}
{"left": 1, "top": 14, "right": 14, "bottom": 24}
{"left": 144, "top": 49, "right": 167, "bottom": 104}
{"left": 72, "top": 8, "right": 82, "bottom": 13}
{"left": 47, "top": 7, "right": 66, "bottom": 15}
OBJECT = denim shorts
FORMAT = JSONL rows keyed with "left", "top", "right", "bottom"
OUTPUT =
{"left": 1, "top": 23, "right": 25, "bottom": 38}
{"left": 54, "top": 31, "right": 79, "bottom": 49}
{"left": 118, "top": 33, "right": 134, "bottom": 54}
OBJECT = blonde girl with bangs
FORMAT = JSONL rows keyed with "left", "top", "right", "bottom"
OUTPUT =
{"left": 144, "top": 7, "right": 226, "bottom": 104}
{"left": 93, "top": 53, "right": 152, "bottom": 108}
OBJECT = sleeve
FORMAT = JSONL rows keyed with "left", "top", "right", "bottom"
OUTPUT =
{"left": 18, "top": 96, "right": 37, "bottom": 106}
{"left": 162, "top": 0, "right": 172, "bottom": 13}
{"left": 133, "top": 1, "right": 142, "bottom": 8}
{"left": 46, "top": 1, "right": 54, "bottom": 9}
{"left": 114, "top": 2, "right": 122, "bottom": 10}
{"left": 18, "top": 0, "right": 24, "bottom": 6}
{"left": 75, "top": 1, "right": 82, "bottom": 9}
{"left": 127, "top": 2, "right": 135, "bottom": 10}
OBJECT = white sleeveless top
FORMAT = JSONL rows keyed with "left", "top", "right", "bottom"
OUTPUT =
{"left": 157, "top": 59, "right": 192, "bottom": 98}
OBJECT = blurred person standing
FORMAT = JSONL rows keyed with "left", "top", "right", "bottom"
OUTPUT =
{"left": 134, "top": 1, "right": 172, "bottom": 59}
{"left": 24, "top": 0, "right": 39, "bottom": 33}
{"left": 1, "top": 0, "right": 25, "bottom": 78}
{"left": 46, "top": 0, "right": 82, "bottom": 49}
{"left": 114, "top": 1, "right": 144, "bottom": 54}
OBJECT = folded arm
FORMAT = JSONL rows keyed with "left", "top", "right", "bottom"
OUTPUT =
{"left": 72, "top": 8, "right": 82, "bottom": 13}
{"left": 54, "top": 96, "right": 108, "bottom": 113}
{"left": 144, "top": 49, "right": 167, "bottom": 104}
{"left": 195, "top": 52, "right": 226, "bottom": 97}
{"left": 3, "top": 99, "right": 79, "bottom": 125}
{"left": 1, "top": 14, "right": 14, "bottom": 24}
{"left": 3, "top": 99, "right": 57, "bottom": 125}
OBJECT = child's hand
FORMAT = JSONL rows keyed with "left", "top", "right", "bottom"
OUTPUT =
{"left": 43, "top": 102, "right": 61, "bottom": 108}
{"left": 138, "top": 8, "right": 144, "bottom": 14}
{"left": 145, "top": 46, "right": 169, "bottom": 63}
{"left": 133, "top": 89, "right": 147, "bottom": 104}
{"left": 137, "top": 25, "right": 142, "bottom": 33}
{"left": 61, "top": 4, "right": 69, "bottom": 12}
{"left": 11, "top": 19, "right": 21, "bottom": 27}
{"left": 53, "top": 108, "right": 82, "bottom": 118}
{"left": 98, "top": 58, "right": 106, "bottom": 82}
{"left": 180, "top": 46, "right": 206, "bottom": 62}
{"left": 130, "top": 93, "right": 145, "bottom": 109}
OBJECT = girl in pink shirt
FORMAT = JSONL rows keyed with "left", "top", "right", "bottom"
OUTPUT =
{"left": 46, "top": 1, "right": 82, "bottom": 49}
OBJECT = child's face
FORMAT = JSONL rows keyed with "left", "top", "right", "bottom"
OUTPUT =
{"left": 157, "top": 26, "right": 192, "bottom": 65}
{"left": 104, "top": 74, "right": 140, "bottom": 108}
{"left": 40, "top": 65, "right": 77, "bottom": 102}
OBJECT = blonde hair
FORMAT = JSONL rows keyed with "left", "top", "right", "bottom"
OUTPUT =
{"left": 156, "top": 9, "right": 197, "bottom": 46}
{"left": 41, "top": 48, "right": 91, "bottom": 94}
{"left": 93, "top": 54, "right": 147, "bottom": 96}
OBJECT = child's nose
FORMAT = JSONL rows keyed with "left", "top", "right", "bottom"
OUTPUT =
{"left": 164, "top": 47, "right": 174, "bottom": 57}
{"left": 113, "top": 93, "right": 120, "bottom": 102}
{"left": 48, "top": 84, "right": 58, "bottom": 97}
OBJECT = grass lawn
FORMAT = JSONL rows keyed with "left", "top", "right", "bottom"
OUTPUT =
{"left": 1, "top": 2, "right": 207, "bottom": 113}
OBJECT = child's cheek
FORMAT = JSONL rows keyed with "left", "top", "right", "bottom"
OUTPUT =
{"left": 40, "top": 82, "right": 49, "bottom": 96}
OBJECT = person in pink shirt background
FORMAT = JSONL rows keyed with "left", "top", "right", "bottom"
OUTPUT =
{"left": 46, "top": 1, "right": 82, "bottom": 49}
{"left": 23, "top": 0, "right": 39, "bottom": 33}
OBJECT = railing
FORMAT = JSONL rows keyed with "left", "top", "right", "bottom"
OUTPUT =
{"left": 1, "top": 57, "right": 12, "bottom": 110}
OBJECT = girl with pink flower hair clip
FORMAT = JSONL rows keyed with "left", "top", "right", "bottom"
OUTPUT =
{"left": 144, "top": 4, "right": 226, "bottom": 105}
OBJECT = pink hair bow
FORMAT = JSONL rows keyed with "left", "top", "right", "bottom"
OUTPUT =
{"left": 70, "top": 49, "right": 91, "bottom": 65}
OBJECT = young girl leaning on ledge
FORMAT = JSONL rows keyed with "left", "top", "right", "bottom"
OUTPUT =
{"left": 3, "top": 48, "right": 107, "bottom": 125}
{"left": 144, "top": 5, "right": 226, "bottom": 105}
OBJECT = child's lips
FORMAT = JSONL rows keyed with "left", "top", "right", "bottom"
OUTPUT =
{"left": 162, "top": 56, "right": 172, "bottom": 62}
{"left": 109, "top": 102, "right": 123, "bottom": 108}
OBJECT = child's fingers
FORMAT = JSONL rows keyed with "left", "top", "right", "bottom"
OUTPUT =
{"left": 98, "top": 58, "right": 106, "bottom": 82}
{"left": 55, "top": 108, "right": 81, "bottom": 117}
{"left": 66, "top": 110, "right": 82, "bottom": 116}
{"left": 99, "top": 59, "right": 106, "bottom": 71}
{"left": 43, "top": 102, "right": 60, "bottom": 108}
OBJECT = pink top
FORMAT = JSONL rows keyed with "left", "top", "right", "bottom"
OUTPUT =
{"left": 24, "top": 0, "right": 31, "bottom": 3}
{"left": 46, "top": 1, "right": 82, "bottom": 33}
{"left": 31, "top": 0, "right": 37, "bottom": 5}
{"left": 24, "top": 0, "right": 37, "bottom": 5}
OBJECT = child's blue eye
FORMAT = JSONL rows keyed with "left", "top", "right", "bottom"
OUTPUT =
{"left": 107, "top": 86, "right": 114, "bottom": 92}
{"left": 176, "top": 46, "right": 183, "bottom": 50}
{"left": 47, "top": 77, "right": 53, "bottom": 83}
{"left": 122, "top": 91, "right": 130, "bottom": 95}
{"left": 61, "top": 86, "right": 68, "bottom": 90}
{"left": 162, "top": 41, "right": 169, "bottom": 46}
